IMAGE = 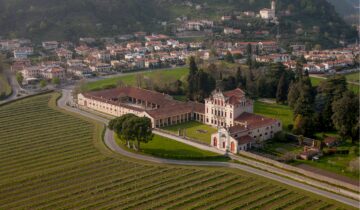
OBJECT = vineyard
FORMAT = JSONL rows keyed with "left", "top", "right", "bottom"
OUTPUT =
{"left": 0, "top": 93, "right": 353, "bottom": 209}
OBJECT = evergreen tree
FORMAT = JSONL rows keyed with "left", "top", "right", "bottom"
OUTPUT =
{"left": 332, "top": 91, "right": 359, "bottom": 143}
{"left": 187, "top": 56, "right": 198, "bottom": 100}
{"left": 276, "top": 73, "right": 287, "bottom": 104}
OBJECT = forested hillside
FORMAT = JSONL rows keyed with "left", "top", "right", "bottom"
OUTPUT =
{"left": 327, "top": 0, "right": 359, "bottom": 24}
{"left": 0, "top": 0, "right": 356, "bottom": 46}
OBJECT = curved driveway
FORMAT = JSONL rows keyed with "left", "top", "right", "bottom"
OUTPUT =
{"left": 58, "top": 89, "right": 359, "bottom": 208}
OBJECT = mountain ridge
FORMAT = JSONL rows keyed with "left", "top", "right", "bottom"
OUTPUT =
{"left": 0, "top": 0, "right": 356, "bottom": 46}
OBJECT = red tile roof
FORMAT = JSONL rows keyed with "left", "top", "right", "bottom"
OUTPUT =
{"left": 83, "top": 87, "right": 205, "bottom": 119}
{"left": 235, "top": 135, "right": 254, "bottom": 145}
{"left": 234, "top": 112, "right": 279, "bottom": 130}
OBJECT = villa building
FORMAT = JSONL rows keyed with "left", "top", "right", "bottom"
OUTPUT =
{"left": 206, "top": 89, "right": 281, "bottom": 153}
{"left": 77, "top": 87, "right": 205, "bottom": 128}
{"left": 78, "top": 87, "right": 282, "bottom": 154}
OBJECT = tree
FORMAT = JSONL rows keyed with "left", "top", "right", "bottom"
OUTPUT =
{"left": 276, "top": 73, "right": 287, "bottom": 104}
{"left": 225, "top": 51, "right": 235, "bottom": 63}
{"left": 288, "top": 81, "right": 300, "bottom": 108}
{"left": 332, "top": 91, "right": 359, "bottom": 143}
{"left": 187, "top": 56, "right": 198, "bottom": 100}
{"left": 235, "top": 67, "right": 244, "bottom": 88}
{"left": 52, "top": 77, "right": 60, "bottom": 86}
{"left": 40, "top": 79, "right": 47, "bottom": 88}
{"left": 108, "top": 114, "right": 137, "bottom": 147}
{"left": 16, "top": 72, "right": 24, "bottom": 85}
{"left": 293, "top": 114, "right": 315, "bottom": 137}
{"left": 133, "top": 117, "right": 153, "bottom": 150}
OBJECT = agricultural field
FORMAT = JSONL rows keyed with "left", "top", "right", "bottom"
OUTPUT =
{"left": 115, "top": 134, "right": 228, "bottom": 161}
{"left": 0, "top": 93, "right": 353, "bottom": 209}
{"left": 0, "top": 72, "right": 11, "bottom": 99}
{"left": 254, "top": 101, "right": 294, "bottom": 131}
{"left": 163, "top": 121, "right": 217, "bottom": 144}
{"left": 84, "top": 67, "right": 189, "bottom": 91}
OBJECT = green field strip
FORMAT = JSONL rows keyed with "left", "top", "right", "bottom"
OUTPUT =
{"left": 292, "top": 199, "right": 324, "bottom": 210}
{"left": 3, "top": 167, "right": 164, "bottom": 210}
{"left": 0, "top": 122, "right": 92, "bottom": 140}
{"left": 0, "top": 150, "right": 98, "bottom": 177}
{"left": 116, "top": 173, "right": 233, "bottom": 210}
{"left": 202, "top": 184, "right": 272, "bottom": 210}
{"left": 189, "top": 179, "right": 260, "bottom": 210}
{"left": 230, "top": 188, "right": 286, "bottom": 210}
{"left": 89, "top": 172, "right": 230, "bottom": 210}
{"left": 29, "top": 167, "right": 176, "bottom": 210}
{"left": 57, "top": 169, "right": 202, "bottom": 210}
{"left": 0, "top": 159, "right": 129, "bottom": 196}
{"left": 271, "top": 195, "right": 307, "bottom": 210}
{"left": 302, "top": 200, "right": 329, "bottom": 210}
{"left": 148, "top": 177, "right": 248, "bottom": 210}
{"left": 0, "top": 162, "right": 147, "bottom": 204}
{"left": 71, "top": 170, "right": 209, "bottom": 210}
{"left": 137, "top": 176, "right": 243, "bottom": 209}
{"left": 282, "top": 197, "right": 311, "bottom": 210}
{"left": 0, "top": 135, "right": 94, "bottom": 156}
{"left": 247, "top": 192, "right": 297, "bottom": 210}
{"left": 0, "top": 152, "right": 102, "bottom": 181}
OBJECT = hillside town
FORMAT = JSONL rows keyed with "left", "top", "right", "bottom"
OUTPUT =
{"left": 0, "top": 0, "right": 357, "bottom": 88}
{"left": 1, "top": 34, "right": 358, "bottom": 87}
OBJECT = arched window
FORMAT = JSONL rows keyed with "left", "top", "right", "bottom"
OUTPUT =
{"left": 213, "top": 137, "right": 217, "bottom": 147}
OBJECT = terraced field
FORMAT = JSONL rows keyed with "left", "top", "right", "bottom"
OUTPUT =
{"left": 0, "top": 93, "right": 353, "bottom": 209}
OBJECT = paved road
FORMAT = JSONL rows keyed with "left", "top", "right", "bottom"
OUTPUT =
{"left": 0, "top": 70, "right": 21, "bottom": 103}
{"left": 58, "top": 89, "right": 359, "bottom": 208}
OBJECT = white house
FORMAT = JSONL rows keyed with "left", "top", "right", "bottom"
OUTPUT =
{"left": 14, "top": 47, "right": 33, "bottom": 59}
{"left": 42, "top": 41, "right": 59, "bottom": 50}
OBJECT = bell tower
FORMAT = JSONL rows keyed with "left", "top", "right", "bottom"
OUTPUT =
{"left": 271, "top": 0, "right": 276, "bottom": 11}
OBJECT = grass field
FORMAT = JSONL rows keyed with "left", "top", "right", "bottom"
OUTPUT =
{"left": 84, "top": 67, "right": 189, "bottom": 91}
{"left": 0, "top": 93, "right": 353, "bottom": 209}
{"left": 0, "top": 72, "right": 12, "bottom": 99}
{"left": 254, "top": 101, "right": 294, "bottom": 131}
{"left": 345, "top": 72, "right": 360, "bottom": 83}
{"left": 310, "top": 75, "right": 359, "bottom": 94}
{"left": 115, "top": 134, "right": 228, "bottom": 161}
{"left": 163, "top": 121, "right": 217, "bottom": 144}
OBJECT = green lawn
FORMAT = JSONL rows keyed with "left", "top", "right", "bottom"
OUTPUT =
{"left": 345, "top": 72, "right": 359, "bottom": 83}
{"left": 0, "top": 72, "right": 11, "bottom": 99}
{"left": 310, "top": 75, "right": 359, "bottom": 94}
{"left": 254, "top": 101, "right": 293, "bottom": 131}
{"left": 163, "top": 121, "right": 217, "bottom": 144}
{"left": 0, "top": 93, "right": 353, "bottom": 209}
{"left": 84, "top": 67, "right": 189, "bottom": 91}
{"left": 115, "top": 134, "right": 228, "bottom": 161}
{"left": 310, "top": 76, "right": 325, "bottom": 87}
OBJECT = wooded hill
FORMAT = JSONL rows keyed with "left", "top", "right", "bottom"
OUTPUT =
{"left": 0, "top": 0, "right": 357, "bottom": 46}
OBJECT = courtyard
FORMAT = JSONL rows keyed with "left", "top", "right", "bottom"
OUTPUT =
{"left": 163, "top": 121, "right": 217, "bottom": 144}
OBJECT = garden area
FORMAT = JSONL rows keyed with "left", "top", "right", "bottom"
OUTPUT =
{"left": 163, "top": 121, "right": 217, "bottom": 144}
{"left": 115, "top": 134, "right": 228, "bottom": 161}
{"left": 345, "top": 72, "right": 360, "bottom": 83}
